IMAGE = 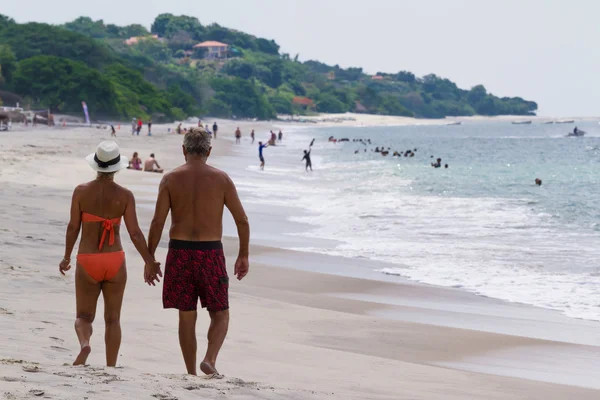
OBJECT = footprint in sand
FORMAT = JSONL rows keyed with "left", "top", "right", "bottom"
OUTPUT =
{"left": 22, "top": 365, "right": 42, "bottom": 373}
{"left": 0, "top": 308, "right": 14, "bottom": 316}
{"left": 50, "top": 337, "right": 64, "bottom": 344}
{"left": 41, "top": 321, "right": 56, "bottom": 325}
{"left": 50, "top": 346, "right": 69, "bottom": 352}
{"left": 28, "top": 389, "right": 45, "bottom": 397}
{"left": 151, "top": 394, "right": 178, "bottom": 400}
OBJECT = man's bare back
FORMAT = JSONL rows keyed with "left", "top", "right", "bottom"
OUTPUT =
{"left": 163, "top": 163, "right": 230, "bottom": 241}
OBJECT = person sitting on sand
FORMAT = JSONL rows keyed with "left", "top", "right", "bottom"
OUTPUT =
{"left": 147, "top": 127, "right": 249, "bottom": 376}
{"left": 59, "top": 141, "right": 161, "bottom": 366}
{"left": 144, "top": 153, "right": 164, "bottom": 173}
{"left": 128, "top": 152, "right": 142, "bottom": 170}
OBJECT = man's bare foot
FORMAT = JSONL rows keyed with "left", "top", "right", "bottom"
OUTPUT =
{"left": 200, "top": 361, "right": 218, "bottom": 375}
{"left": 73, "top": 345, "right": 91, "bottom": 366}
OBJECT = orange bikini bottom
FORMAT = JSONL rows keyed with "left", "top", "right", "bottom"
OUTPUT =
{"left": 77, "top": 251, "right": 125, "bottom": 282}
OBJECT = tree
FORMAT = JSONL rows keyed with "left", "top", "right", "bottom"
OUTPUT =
{"left": 210, "top": 77, "right": 275, "bottom": 119}
{"left": 0, "top": 14, "right": 15, "bottom": 31}
{"left": 121, "top": 24, "right": 149, "bottom": 38}
{"left": 222, "top": 59, "right": 255, "bottom": 80}
{"left": 316, "top": 93, "right": 348, "bottom": 113}
{"left": 0, "top": 45, "right": 17, "bottom": 85}
{"left": 12, "top": 56, "right": 117, "bottom": 115}
{"left": 396, "top": 71, "right": 416, "bottom": 83}
{"left": 0, "top": 23, "right": 116, "bottom": 68}
{"left": 467, "top": 85, "right": 487, "bottom": 105}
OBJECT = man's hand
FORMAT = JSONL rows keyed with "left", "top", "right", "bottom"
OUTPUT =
{"left": 234, "top": 256, "right": 249, "bottom": 281}
{"left": 144, "top": 260, "right": 162, "bottom": 286}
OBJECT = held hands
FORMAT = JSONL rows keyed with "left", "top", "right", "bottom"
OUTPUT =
{"left": 59, "top": 258, "right": 71, "bottom": 275}
{"left": 144, "top": 260, "right": 162, "bottom": 286}
{"left": 234, "top": 256, "right": 249, "bottom": 281}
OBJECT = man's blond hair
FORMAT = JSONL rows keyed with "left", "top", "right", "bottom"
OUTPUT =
{"left": 183, "top": 127, "right": 211, "bottom": 157}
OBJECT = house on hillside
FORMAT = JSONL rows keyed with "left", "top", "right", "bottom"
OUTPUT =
{"left": 371, "top": 75, "right": 384, "bottom": 81}
{"left": 292, "top": 96, "right": 315, "bottom": 111}
{"left": 125, "top": 35, "right": 162, "bottom": 46}
{"left": 193, "top": 41, "right": 229, "bottom": 59}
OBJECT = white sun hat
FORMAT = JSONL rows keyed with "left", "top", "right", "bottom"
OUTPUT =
{"left": 85, "top": 141, "right": 130, "bottom": 173}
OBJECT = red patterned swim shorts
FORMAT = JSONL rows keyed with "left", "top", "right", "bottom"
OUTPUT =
{"left": 163, "top": 240, "right": 229, "bottom": 312}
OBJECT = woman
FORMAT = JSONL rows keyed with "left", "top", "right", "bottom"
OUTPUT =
{"left": 59, "top": 141, "right": 161, "bottom": 366}
{"left": 128, "top": 152, "right": 142, "bottom": 170}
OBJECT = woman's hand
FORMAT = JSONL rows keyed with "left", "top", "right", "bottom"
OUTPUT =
{"left": 59, "top": 258, "right": 71, "bottom": 275}
{"left": 144, "top": 260, "right": 162, "bottom": 286}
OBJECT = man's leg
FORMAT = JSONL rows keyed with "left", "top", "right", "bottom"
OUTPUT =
{"left": 200, "top": 310, "right": 229, "bottom": 375}
{"left": 179, "top": 311, "right": 198, "bottom": 375}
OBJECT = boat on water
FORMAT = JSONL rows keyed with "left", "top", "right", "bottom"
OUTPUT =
{"left": 542, "top": 121, "right": 555, "bottom": 124}
{"left": 446, "top": 121, "right": 462, "bottom": 126}
{"left": 556, "top": 120, "right": 575, "bottom": 124}
{"left": 512, "top": 120, "right": 532, "bottom": 125}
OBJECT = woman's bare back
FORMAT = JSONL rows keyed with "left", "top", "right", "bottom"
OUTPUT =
{"left": 77, "top": 179, "right": 130, "bottom": 255}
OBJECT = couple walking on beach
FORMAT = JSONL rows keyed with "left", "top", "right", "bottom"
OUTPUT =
{"left": 59, "top": 127, "right": 250, "bottom": 376}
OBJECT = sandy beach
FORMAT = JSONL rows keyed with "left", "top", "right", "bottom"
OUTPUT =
{"left": 1, "top": 119, "right": 599, "bottom": 399}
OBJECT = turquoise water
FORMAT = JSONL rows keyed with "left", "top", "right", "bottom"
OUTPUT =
{"left": 239, "top": 121, "right": 600, "bottom": 321}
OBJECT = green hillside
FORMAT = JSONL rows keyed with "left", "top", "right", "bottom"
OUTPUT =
{"left": 0, "top": 13, "right": 537, "bottom": 121}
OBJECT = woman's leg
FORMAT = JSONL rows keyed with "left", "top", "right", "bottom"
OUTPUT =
{"left": 74, "top": 264, "right": 102, "bottom": 365}
{"left": 102, "top": 264, "right": 127, "bottom": 367}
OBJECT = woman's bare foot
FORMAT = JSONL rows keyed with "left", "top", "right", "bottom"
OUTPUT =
{"left": 200, "top": 361, "right": 218, "bottom": 376}
{"left": 73, "top": 344, "right": 91, "bottom": 366}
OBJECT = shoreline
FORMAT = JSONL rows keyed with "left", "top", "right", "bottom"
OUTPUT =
{"left": 1, "top": 122, "right": 599, "bottom": 398}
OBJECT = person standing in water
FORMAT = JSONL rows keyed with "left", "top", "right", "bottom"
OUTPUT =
{"left": 147, "top": 127, "right": 249, "bottom": 376}
{"left": 301, "top": 139, "right": 315, "bottom": 172}
{"left": 258, "top": 141, "right": 268, "bottom": 170}
{"left": 278, "top": 130, "right": 283, "bottom": 142}
{"left": 250, "top": 130, "right": 255, "bottom": 144}
{"left": 235, "top": 127, "right": 241, "bottom": 144}
{"left": 212, "top": 122, "right": 218, "bottom": 139}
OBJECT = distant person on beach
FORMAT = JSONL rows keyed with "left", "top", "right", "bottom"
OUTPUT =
{"left": 177, "top": 123, "right": 183, "bottom": 134}
{"left": 110, "top": 125, "right": 116, "bottom": 137}
{"left": 250, "top": 129, "right": 255, "bottom": 144}
{"left": 205, "top": 125, "right": 212, "bottom": 135}
{"left": 144, "top": 153, "right": 164, "bottom": 173}
{"left": 259, "top": 141, "right": 268, "bottom": 170}
{"left": 148, "top": 119, "right": 152, "bottom": 136}
{"left": 212, "top": 122, "right": 218, "bottom": 139}
{"left": 59, "top": 141, "right": 160, "bottom": 366}
{"left": 131, "top": 118, "right": 136, "bottom": 135}
{"left": 128, "top": 152, "right": 142, "bottom": 170}
{"left": 302, "top": 150, "right": 312, "bottom": 171}
{"left": 136, "top": 118, "right": 143, "bottom": 136}
{"left": 147, "top": 127, "right": 249, "bottom": 376}
{"left": 278, "top": 130, "right": 283, "bottom": 142}
{"left": 235, "top": 127, "right": 242, "bottom": 144}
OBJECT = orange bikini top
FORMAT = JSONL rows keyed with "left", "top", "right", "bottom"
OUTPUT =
{"left": 82, "top": 213, "right": 122, "bottom": 250}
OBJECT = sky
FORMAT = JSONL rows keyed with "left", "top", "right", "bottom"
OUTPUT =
{"left": 2, "top": 0, "right": 599, "bottom": 116}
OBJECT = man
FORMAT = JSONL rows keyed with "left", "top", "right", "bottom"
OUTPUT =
{"left": 144, "top": 153, "right": 164, "bottom": 173}
{"left": 147, "top": 127, "right": 249, "bottom": 376}
{"left": 235, "top": 127, "right": 241, "bottom": 144}
{"left": 250, "top": 130, "right": 255, "bottom": 144}
{"left": 302, "top": 149, "right": 312, "bottom": 172}
{"left": 131, "top": 118, "right": 137, "bottom": 135}
{"left": 110, "top": 125, "right": 117, "bottom": 137}
{"left": 212, "top": 122, "right": 218, "bottom": 139}
{"left": 258, "top": 141, "right": 268, "bottom": 170}
{"left": 137, "top": 118, "right": 143, "bottom": 136}
{"left": 148, "top": 119, "right": 153, "bottom": 136}
{"left": 278, "top": 130, "right": 283, "bottom": 142}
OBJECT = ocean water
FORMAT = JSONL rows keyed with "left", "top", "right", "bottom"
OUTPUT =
{"left": 232, "top": 121, "right": 600, "bottom": 321}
